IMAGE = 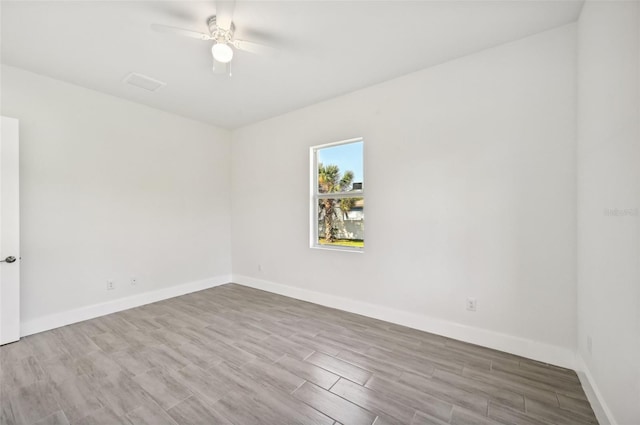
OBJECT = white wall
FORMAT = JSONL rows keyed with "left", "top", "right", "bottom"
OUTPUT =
{"left": 1, "top": 65, "right": 232, "bottom": 329}
{"left": 577, "top": 1, "right": 640, "bottom": 424}
{"left": 231, "top": 25, "right": 578, "bottom": 365}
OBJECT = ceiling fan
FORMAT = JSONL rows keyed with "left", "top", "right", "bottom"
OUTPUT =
{"left": 151, "top": 0, "right": 273, "bottom": 75}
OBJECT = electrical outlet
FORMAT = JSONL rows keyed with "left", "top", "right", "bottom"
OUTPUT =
{"left": 130, "top": 277, "right": 137, "bottom": 286}
{"left": 587, "top": 336, "right": 592, "bottom": 355}
{"left": 466, "top": 297, "right": 477, "bottom": 311}
{"left": 258, "top": 264, "right": 263, "bottom": 272}
{"left": 106, "top": 280, "right": 115, "bottom": 291}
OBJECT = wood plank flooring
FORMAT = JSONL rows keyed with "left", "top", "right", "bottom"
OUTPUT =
{"left": 0, "top": 283, "right": 597, "bottom": 425}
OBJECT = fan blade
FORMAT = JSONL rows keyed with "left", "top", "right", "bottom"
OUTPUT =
{"left": 212, "top": 58, "right": 230, "bottom": 75}
{"left": 215, "top": 0, "right": 235, "bottom": 31}
{"left": 150, "top": 24, "right": 212, "bottom": 41}
{"left": 233, "top": 39, "right": 276, "bottom": 55}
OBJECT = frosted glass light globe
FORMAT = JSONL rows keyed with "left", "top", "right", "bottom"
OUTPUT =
{"left": 212, "top": 43, "right": 234, "bottom": 63}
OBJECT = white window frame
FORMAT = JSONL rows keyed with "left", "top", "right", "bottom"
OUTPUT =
{"left": 310, "top": 137, "right": 364, "bottom": 252}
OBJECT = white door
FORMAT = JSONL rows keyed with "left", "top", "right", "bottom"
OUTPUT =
{"left": 0, "top": 116, "right": 20, "bottom": 345}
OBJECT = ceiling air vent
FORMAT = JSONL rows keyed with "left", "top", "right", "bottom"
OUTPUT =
{"left": 123, "top": 73, "right": 166, "bottom": 92}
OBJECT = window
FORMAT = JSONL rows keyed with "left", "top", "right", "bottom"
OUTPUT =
{"left": 310, "top": 138, "right": 364, "bottom": 251}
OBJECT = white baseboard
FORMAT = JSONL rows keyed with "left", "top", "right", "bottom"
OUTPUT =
{"left": 20, "top": 274, "right": 232, "bottom": 337}
{"left": 20, "top": 272, "right": 577, "bottom": 370}
{"left": 20, "top": 272, "right": 607, "bottom": 418}
{"left": 233, "top": 274, "right": 576, "bottom": 369}
{"left": 575, "top": 354, "right": 617, "bottom": 425}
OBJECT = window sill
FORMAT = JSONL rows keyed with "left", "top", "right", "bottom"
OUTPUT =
{"left": 310, "top": 244, "right": 364, "bottom": 254}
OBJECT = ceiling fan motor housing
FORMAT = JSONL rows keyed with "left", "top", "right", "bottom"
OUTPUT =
{"left": 207, "top": 15, "right": 235, "bottom": 43}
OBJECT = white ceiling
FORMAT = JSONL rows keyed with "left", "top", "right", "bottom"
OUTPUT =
{"left": 1, "top": 1, "right": 583, "bottom": 129}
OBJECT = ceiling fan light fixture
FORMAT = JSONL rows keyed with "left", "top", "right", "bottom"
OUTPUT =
{"left": 212, "top": 42, "right": 234, "bottom": 63}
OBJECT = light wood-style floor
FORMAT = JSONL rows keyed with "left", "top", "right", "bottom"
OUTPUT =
{"left": 1, "top": 283, "right": 597, "bottom": 425}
